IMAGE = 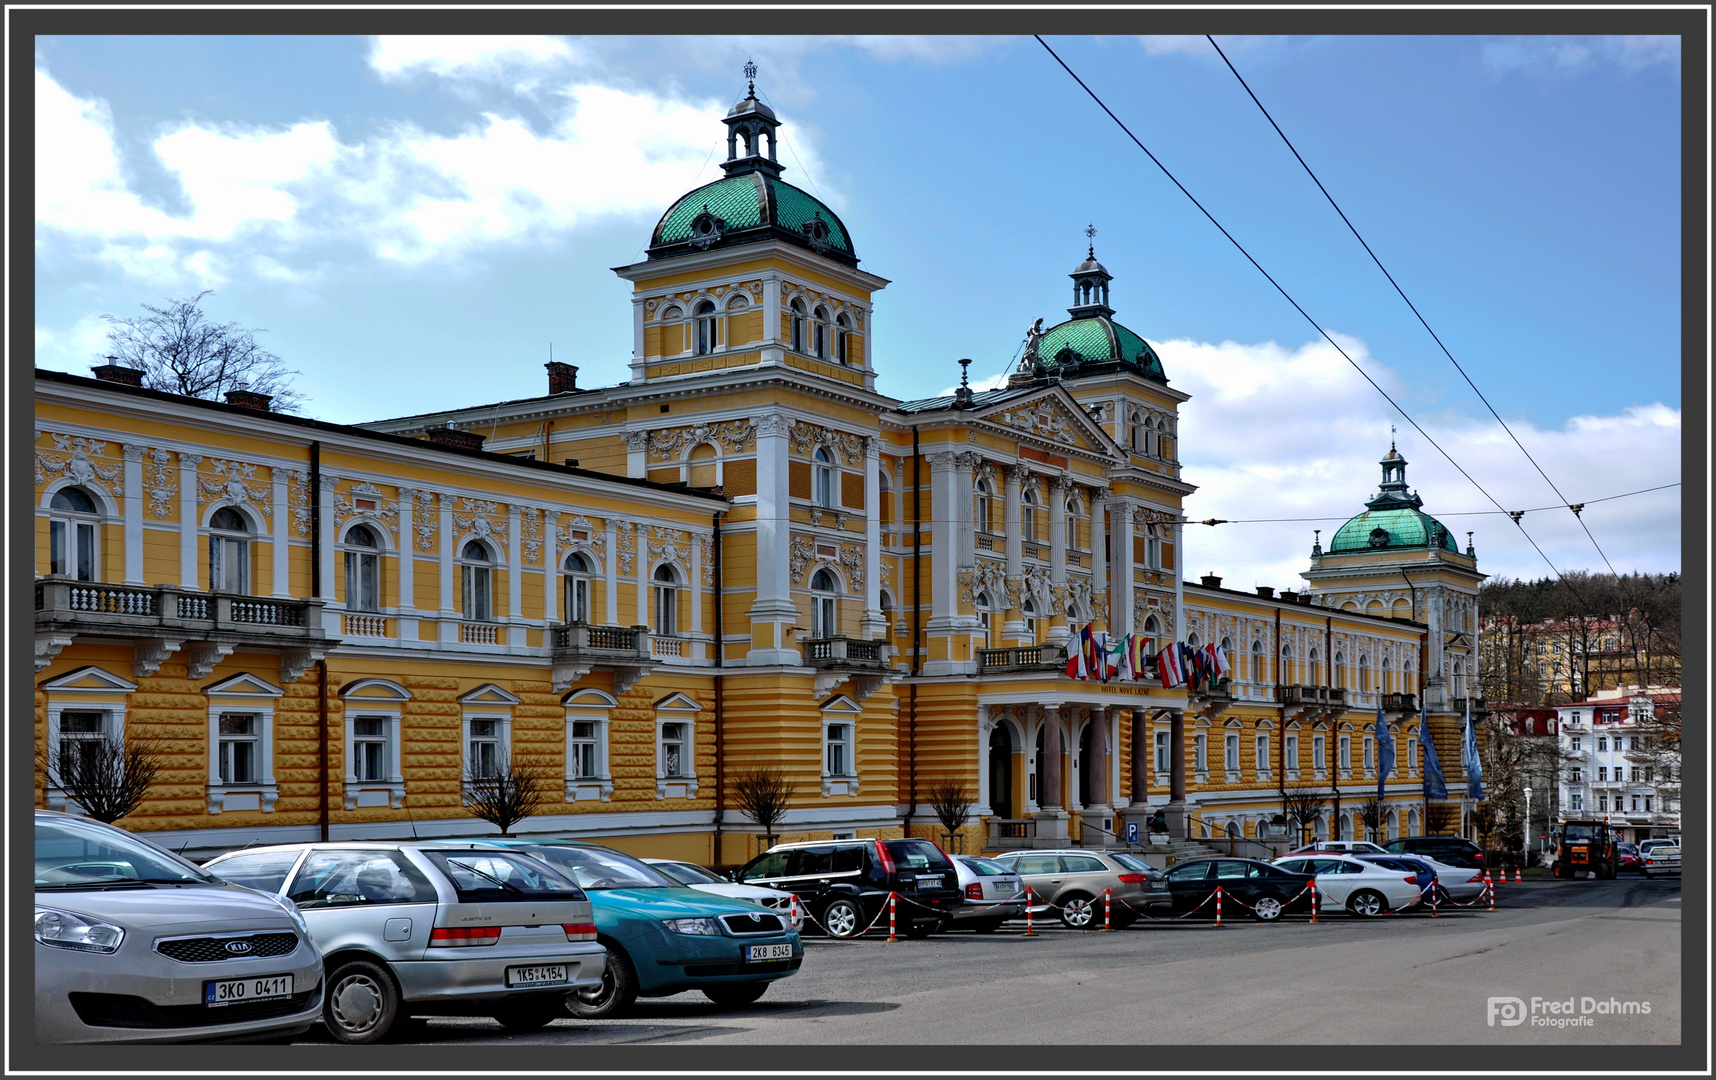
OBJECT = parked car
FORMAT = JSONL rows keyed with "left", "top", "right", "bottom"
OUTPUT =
{"left": 1640, "top": 839, "right": 1681, "bottom": 879}
{"left": 1285, "top": 840, "right": 1391, "bottom": 857}
{"left": 475, "top": 840, "right": 802, "bottom": 1017}
{"left": 945, "top": 855, "right": 1026, "bottom": 932}
{"left": 1359, "top": 853, "right": 1487, "bottom": 903}
{"left": 642, "top": 858, "right": 803, "bottom": 930}
{"left": 35, "top": 811, "right": 324, "bottom": 1044}
{"left": 733, "top": 838, "right": 964, "bottom": 939}
{"left": 1158, "top": 858, "right": 1317, "bottom": 922}
{"left": 986, "top": 850, "right": 1164, "bottom": 928}
{"left": 1270, "top": 853, "right": 1427, "bottom": 917}
{"left": 1383, "top": 836, "right": 1486, "bottom": 869}
{"left": 1617, "top": 843, "right": 1642, "bottom": 874}
{"left": 1356, "top": 855, "right": 1437, "bottom": 894}
{"left": 203, "top": 842, "right": 603, "bottom": 1042}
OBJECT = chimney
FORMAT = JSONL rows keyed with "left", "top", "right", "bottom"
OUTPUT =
{"left": 223, "top": 381, "right": 273, "bottom": 411}
{"left": 91, "top": 360, "right": 145, "bottom": 386}
{"left": 546, "top": 361, "right": 579, "bottom": 395}
{"left": 425, "top": 422, "right": 486, "bottom": 452}
{"left": 1199, "top": 573, "right": 1223, "bottom": 589}
{"left": 1255, "top": 586, "right": 1275, "bottom": 598}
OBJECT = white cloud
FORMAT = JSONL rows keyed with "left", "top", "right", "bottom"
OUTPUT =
{"left": 849, "top": 36, "right": 1007, "bottom": 63}
{"left": 1138, "top": 35, "right": 1266, "bottom": 58}
{"left": 1481, "top": 35, "right": 1679, "bottom": 78}
{"left": 1165, "top": 335, "right": 1681, "bottom": 587}
{"left": 34, "top": 315, "right": 113, "bottom": 373}
{"left": 368, "top": 35, "right": 580, "bottom": 81}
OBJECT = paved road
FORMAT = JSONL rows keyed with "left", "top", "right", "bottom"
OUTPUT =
{"left": 300, "top": 876, "right": 1681, "bottom": 1046}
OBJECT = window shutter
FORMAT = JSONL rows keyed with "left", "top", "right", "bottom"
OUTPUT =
{"left": 841, "top": 472, "right": 864, "bottom": 509}
{"left": 722, "top": 458, "right": 756, "bottom": 496}
{"left": 789, "top": 461, "right": 812, "bottom": 499}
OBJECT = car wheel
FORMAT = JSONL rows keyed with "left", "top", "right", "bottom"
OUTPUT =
{"left": 702, "top": 982, "right": 769, "bottom": 1007}
{"left": 566, "top": 950, "right": 639, "bottom": 1020}
{"left": 494, "top": 998, "right": 566, "bottom": 1032}
{"left": 324, "top": 959, "right": 400, "bottom": 1045}
{"left": 970, "top": 918, "right": 1004, "bottom": 934}
{"left": 821, "top": 898, "right": 864, "bottom": 939}
{"left": 1059, "top": 893, "right": 1096, "bottom": 929}
{"left": 1250, "top": 894, "right": 1285, "bottom": 922}
{"left": 1347, "top": 889, "right": 1386, "bottom": 918}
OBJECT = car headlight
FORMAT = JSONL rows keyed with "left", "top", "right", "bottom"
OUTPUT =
{"left": 35, "top": 907, "right": 124, "bottom": 954}
{"left": 662, "top": 917, "right": 723, "bottom": 936}
{"left": 266, "top": 893, "right": 313, "bottom": 940}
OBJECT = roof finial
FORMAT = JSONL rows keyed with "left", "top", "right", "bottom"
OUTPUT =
{"left": 959, "top": 357, "right": 972, "bottom": 388}
{"left": 744, "top": 58, "right": 757, "bottom": 97}
{"left": 1085, "top": 222, "right": 1097, "bottom": 259}
{"left": 954, "top": 358, "right": 975, "bottom": 407}
{"left": 1390, "top": 422, "right": 1397, "bottom": 451}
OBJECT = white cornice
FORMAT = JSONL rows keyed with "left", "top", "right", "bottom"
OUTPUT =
{"left": 612, "top": 238, "right": 891, "bottom": 293}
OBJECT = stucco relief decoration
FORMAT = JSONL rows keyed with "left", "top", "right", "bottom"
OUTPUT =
{"left": 518, "top": 507, "right": 544, "bottom": 565}
{"left": 1133, "top": 505, "right": 1183, "bottom": 528}
{"left": 616, "top": 522, "right": 637, "bottom": 575}
{"left": 146, "top": 448, "right": 177, "bottom": 519}
{"left": 1134, "top": 589, "right": 1151, "bottom": 632}
{"left": 648, "top": 420, "right": 757, "bottom": 460}
{"left": 701, "top": 537, "right": 715, "bottom": 585}
{"left": 647, "top": 526, "right": 688, "bottom": 567}
{"left": 962, "top": 560, "right": 1007, "bottom": 605}
{"left": 555, "top": 515, "right": 607, "bottom": 563}
{"left": 333, "top": 481, "right": 400, "bottom": 543}
{"left": 788, "top": 536, "right": 816, "bottom": 585}
{"left": 411, "top": 490, "right": 438, "bottom": 551}
{"left": 755, "top": 413, "right": 791, "bottom": 439}
{"left": 838, "top": 544, "right": 864, "bottom": 594}
{"left": 1093, "top": 591, "right": 1110, "bottom": 624}
{"left": 454, "top": 497, "right": 506, "bottom": 545}
{"left": 996, "top": 400, "right": 1079, "bottom": 446}
{"left": 198, "top": 459, "right": 271, "bottom": 518}
{"left": 1018, "top": 564, "right": 1053, "bottom": 610}
{"left": 790, "top": 421, "right": 864, "bottom": 465}
{"left": 620, "top": 431, "right": 649, "bottom": 452}
{"left": 1065, "top": 576, "right": 1093, "bottom": 619}
{"left": 973, "top": 460, "right": 998, "bottom": 488}
{"left": 37, "top": 433, "right": 123, "bottom": 490}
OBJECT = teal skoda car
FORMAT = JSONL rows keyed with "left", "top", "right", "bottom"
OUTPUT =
{"left": 473, "top": 840, "right": 801, "bottom": 1017}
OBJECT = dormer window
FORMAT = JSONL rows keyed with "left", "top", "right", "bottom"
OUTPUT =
{"left": 689, "top": 209, "right": 725, "bottom": 250}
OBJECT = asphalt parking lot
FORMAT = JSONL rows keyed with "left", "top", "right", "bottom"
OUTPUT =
{"left": 286, "top": 875, "right": 1681, "bottom": 1047}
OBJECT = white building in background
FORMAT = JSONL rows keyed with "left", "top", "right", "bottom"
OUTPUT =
{"left": 1555, "top": 685, "right": 1681, "bottom": 843}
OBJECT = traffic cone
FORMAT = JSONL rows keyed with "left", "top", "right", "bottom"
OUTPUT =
{"left": 1514, "top": 867, "right": 1523, "bottom": 883}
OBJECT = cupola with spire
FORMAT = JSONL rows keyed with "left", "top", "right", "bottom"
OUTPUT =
{"left": 721, "top": 60, "right": 783, "bottom": 180}
{"left": 1013, "top": 227, "right": 1167, "bottom": 384}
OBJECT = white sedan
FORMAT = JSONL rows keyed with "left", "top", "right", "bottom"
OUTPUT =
{"left": 642, "top": 859, "right": 803, "bottom": 930}
{"left": 1271, "top": 853, "right": 1427, "bottom": 917}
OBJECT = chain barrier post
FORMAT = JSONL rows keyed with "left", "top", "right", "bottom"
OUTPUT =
{"left": 887, "top": 891, "right": 898, "bottom": 942}
{"left": 1486, "top": 875, "right": 1495, "bottom": 911}
{"left": 791, "top": 893, "right": 801, "bottom": 930}
{"left": 1309, "top": 880, "right": 1318, "bottom": 923}
{"left": 1102, "top": 888, "right": 1114, "bottom": 932}
{"left": 1430, "top": 884, "right": 1439, "bottom": 918}
{"left": 1024, "top": 887, "right": 1037, "bottom": 937}
{"left": 1214, "top": 884, "right": 1224, "bottom": 927}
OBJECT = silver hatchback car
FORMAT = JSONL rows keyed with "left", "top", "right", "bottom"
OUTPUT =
{"left": 204, "top": 842, "right": 604, "bottom": 1043}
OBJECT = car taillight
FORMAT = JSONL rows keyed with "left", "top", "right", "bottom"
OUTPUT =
{"left": 965, "top": 883, "right": 984, "bottom": 900}
{"left": 874, "top": 839, "right": 896, "bottom": 874}
{"left": 430, "top": 926, "right": 502, "bottom": 946}
{"left": 562, "top": 923, "right": 597, "bottom": 942}
{"left": 1405, "top": 876, "right": 1419, "bottom": 884}
{"left": 1117, "top": 873, "right": 1147, "bottom": 884}
{"left": 1466, "top": 872, "right": 1484, "bottom": 883}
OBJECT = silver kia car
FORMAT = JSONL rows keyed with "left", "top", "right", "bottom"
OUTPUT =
{"left": 204, "top": 842, "right": 605, "bottom": 1043}
{"left": 35, "top": 811, "right": 324, "bottom": 1044}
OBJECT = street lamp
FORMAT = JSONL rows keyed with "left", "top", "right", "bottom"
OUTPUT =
{"left": 1523, "top": 785, "right": 1533, "bottom": 867}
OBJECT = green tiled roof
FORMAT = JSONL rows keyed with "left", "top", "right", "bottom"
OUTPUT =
{"left": 767, "top": 179, "right": 851, "bottom": 253}
{"left": 1329, "top": 508, "right": 1459, "bottom": 554}
{"left": 1036, "top": 316, "right": 1166, "bottom": 380}
{"left": 651, "top": 174, "right": 853, "bottom": 257}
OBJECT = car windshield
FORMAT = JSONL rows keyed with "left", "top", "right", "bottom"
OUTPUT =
{"left": 959, "top": 857, "right": 1013, "bottom": 877}
{"left": 36, "top": 816, "right": 217, "bottom": 888}
{"left": 528, "top": 846, "right": 674, "bottom": 889}
{"left": 651, "top": 861, "right": 722, "bottom": 886}
{"left": 1110, "top": 853, "right": 1152, "bottom": 873}
{"left": 885, "top": 839, "right": 953, "bottom": 871}
{"left": 419, "top": 850, "right": 585, "bottom": 902}
{"left": 1563, "top": 824, "right": 1596, "bottom": 843}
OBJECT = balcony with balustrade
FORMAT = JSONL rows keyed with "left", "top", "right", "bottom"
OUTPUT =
{"left": 550, "top": 622, "right": 654, "bottom": 694}
{"left": 802, "top": 635, "right": 892, "bottom": 699}
{"left": 975, "top": 644, "right": 1067, "bottom": 675}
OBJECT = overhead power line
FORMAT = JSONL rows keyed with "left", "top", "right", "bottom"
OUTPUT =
{"left": 1203, "top": 35, "right": 1622, "bottom": 579}
{"left": 1032, "top": 35, "right": 1573, "bottom": 583}
{"left": 1192, "top": 482, "right": 1680, "bottom": 526}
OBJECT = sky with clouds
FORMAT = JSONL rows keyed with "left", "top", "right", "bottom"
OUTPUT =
{"left": 33, "top": 33, "right": 1682, "bottom": 588}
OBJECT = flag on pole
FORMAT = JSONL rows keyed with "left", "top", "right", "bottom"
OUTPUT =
{"left": 1129, "top": 635, "right": 1151, "bottom": 681}
{"left": 1064, "top": 627, "right": 1087, "bottom": 680}
{"left": 1462, "top": 700, "right": 1485, "bottom": 800}
{"left": 1375, "top": 705, "right": 1394, "bottom": 804}
{"left": 1420, "top": 702, "right": 1448, "bottom": 799}
{"left": 1209, "top": 641, "right": 1230, "bottom": 680}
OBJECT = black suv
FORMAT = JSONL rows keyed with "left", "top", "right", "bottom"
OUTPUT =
{"left": 734, "top": 838, "right": 963, "bottom": 939}
{"left": 1384, "top": 836, "right": 1485, "bottom": 869}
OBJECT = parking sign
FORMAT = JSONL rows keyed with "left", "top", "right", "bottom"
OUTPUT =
{"left": 1126, "top": 821, "right": 1139, "bottom": 844}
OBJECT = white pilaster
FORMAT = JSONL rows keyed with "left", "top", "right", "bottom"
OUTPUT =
{"left": 438, "top": 493, "right": 456, "bottom": 643}
{"left": 604, "top": 519, "right": 619, "bottom": 624}
{"left": 1111, "top": 497, "right": 1135, "bottom": 634}
{"left": 860, "top": 436, "right": 885, "bottom": 638}
{"left": 317, "top": 475, "right": 338, "bottom": 602}
{"left": 1002, "top": 464, "right": 1025, "bottom": 639}
{"left": 542, "top": 510, "right": 558, "bottom": 625}
{"left": 396, "top": 488, "right": 418, "bottom": 640}
{"left": 1089, "top": 487, "right": 1108, "bottom": 624}
{"left": 121, "top": 444, "right": 145, "bottom": 584}
{"left": 747, "top": 412, "right": 799, "bottom": 664}
{"left": 506, "top": 504, "right": 523, "bottom": 621}
{"left": 270, "top": 469, "right": 290, "bottom": 597}
{"left": 1046, "top": 476, "right": 1070, "bottom": 645}
{"left": 622, "top": 431, "right": 647, "bottom": 479}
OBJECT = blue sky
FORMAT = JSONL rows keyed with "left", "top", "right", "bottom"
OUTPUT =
{"left": 33, "top": 34, "right": 1683, "bottom": 586}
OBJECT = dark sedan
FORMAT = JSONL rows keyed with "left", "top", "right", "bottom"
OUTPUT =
{"left": 1160, "top": 858, "right": 1316, "bottom": 922}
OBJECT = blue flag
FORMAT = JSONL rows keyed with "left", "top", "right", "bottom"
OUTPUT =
{"left": 1420, "top": 704, "right": 1448, "bottom": 800}
{"left": 1375, "top": 706, "right": 1394, "bottom": 804}
{"left": 1462, "top": 700, "right": 1485, "bottom": 800}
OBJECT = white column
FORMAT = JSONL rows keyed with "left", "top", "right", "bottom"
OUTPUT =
{"left": 860, "top": 436, "right": 885, "bottom": 638}
{"left": 604, "top": 518, "right": 619, "bottom": 624}
{"left": 628, "top": 296, "right": 649, "bottom": 384}
{"left": 976, "top": 704, "right": 994, "bottom": 816}
{"left": 1046, "top": 476, "right": 1070, "bottom": 645}
{"left": 1088, "top": 487, "right": 1108, "bottom": 626}
{"left": 178, "top": 454, "right": 202, "bottom": 588}
{"left": 396, "top": 488, "right": 418, "bottom": 641}
{"left": 121, "top": 444, "right": 145, "bottom": 584}
{"left": 747, "top": 412, "right": 798, "bottom": 664}
{"left": 1001, "top": 464, "right": 1025, "bottom": 639}
{"left": 266, "top": 469, "right": 289, "bottom": 597}
{"left": 1174, "top": 519, "right": 1186, "bottom": 640}
{"left": 635, "top": 523, "right": 650, "bottom": 630}
{"left": 1111, "top": 498, "right": 1135, "bottom": 634}
{"left": 317, "top": 476, "right": 337, "bottom": 601}
{"left": 542, "top": 510, "right": 559, "bottom": 625}
{"left": 689, "top": 527, "right": 703, "bottom": 644}
{"left": 438, "top": 493, "right": 457, "bottom": 642}
{"left": 922, "top": 450, "right": 978, "bottom": 676}
{"left": 506, "top": 504, "right": 523, "bottom": 624}
{"left": 622, "top": 430, "right": 647, "bottom": 479}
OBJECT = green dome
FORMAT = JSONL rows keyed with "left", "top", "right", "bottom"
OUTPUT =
{"left": 1036, "top": 315, "right": 1167, "bottom": 381}
{"left": 1328, "top": 507, "right": 1459, "bottom": 554}
{"left": 649, "top": 173, "right": 856, "bottom": 264}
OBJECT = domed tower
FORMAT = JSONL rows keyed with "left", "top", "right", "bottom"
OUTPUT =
{"left": 1014, "top": 238, "right": 1168, "bottom": 387}
{"left": 1303, "top": 441, "right": 1485, "bottom": 711}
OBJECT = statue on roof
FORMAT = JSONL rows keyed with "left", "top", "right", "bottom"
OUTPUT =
{"left": 1021, "top": 317, "right": 1045, "bottom": 367}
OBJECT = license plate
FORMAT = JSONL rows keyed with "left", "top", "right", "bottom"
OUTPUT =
{"left": 917, "top": 875, "right": 944, "bottom": 888}
{"left": 205, "top": 974, "right": 293, "bottom": 1006}
{"left": 745, "top": 943, "right": 793, "bottom": 962}
{"left": 994, "top": 881, "right": 1018, "bottom": 895}
{"left": 506, "top": 965, "right": 569, "bottom": 987}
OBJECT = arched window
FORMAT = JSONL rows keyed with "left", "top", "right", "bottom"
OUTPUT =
{"left": 1143, "top": 614, "right": 1161, "bottom": 637}
{"left": 836, "top": 313, "right": 851, "bottom": 364}
{"left": 48, "top": 486, "right": 101, "bottom": 581}
{"left": 790, "top": 298, "right": 806, "bottom": 353}
{"left": 880, "top": 588, "right": 897, "bottom": 630}
{"left": 812, "top": 305, "right": 829, "bottom": 359}
{"left": 975, "top": 591, "right": 994, "bottom": 640}
{"left": 1334, "top": 651, "right": 1347, "bottom": 689}
{"left": 694, "top": 299, "right": 718, "bottom": 356}
{"left": 1251, "top": 639, "right": 1265, "bottom": 682}
{"left": 1380, "top": 657, "right": 1392, "bottom": 694}
{"left": 1219, "top": 637, "right": 1233, "bottom": 678}
{"left": 653, "top": 564, "right": 680, "bottom": 636}
{"left": 1453, "top": 659, "right": 1465, "bottom": 698}
{"left": 812, "top": 447, "right": 836, "bottom": 508}
{"left": 1281, "top": 643, "right": 1295, "bottom": 685}
{"left": 1022, "top": 597, "right": 1038, "bottom": 639}
{"left": 1309, "top": 647, "right": 1322, "bottom": 686}
{"left": 563, "top": 551, "right": 594, "bottom": 623}
{"left": 1358, "top": 654, "right": 1371, "bottom": 692}
{"left": 460, "top": 540, "right": 493, "bottom": 621}
{"left": 343, "top": 524, "right": 381, "bottom": 612}
{"left": 1187, "top": 632, "right": 1201, "bottom": 650}
{"left": 1145, "top": 523, "right": 1161, "bottom": 569}
{"left": 1021, "top": 488, "right": 1040, "bottom": 543}
{"left": 975, "top": 477, "right": 995, "bottom": 533}
{"left": 1129, "top": 411, "right": 1145, "bottom": 454}
{"left": 877, "top": 465, "right": 894, "bottom": 526}
{"left": 1065, "top": 496, "right": 1081, "bottom": 549}
{"left": 810, "top": 567, "right": 839, "bottom": 638}
{"left": 209, "top": 507, "right": 252, "bottom": 594}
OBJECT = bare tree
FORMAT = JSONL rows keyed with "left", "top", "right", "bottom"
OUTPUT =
{"left": 927, "top": 781, "right": 972, "bottom": 852}
{"left": 1423, "top": 802, "right": 1459, "bottom": 836}
{"left": 463, "top": 758, "right": 552, "bottom": 836}
{"left": 41, "top": 735, "right": 170, "bottom": 824}
{"left": 100, "top": 291, "right": 303, "bottom": 412}
{"left": 1282, "top": 786, "right": 1327, "bottom": 845}
{"left": 1357, "top": 797, "right": 1386, "bottom": 843}
{"left": 732, "top": 766, "right": 797, "bottom": 849}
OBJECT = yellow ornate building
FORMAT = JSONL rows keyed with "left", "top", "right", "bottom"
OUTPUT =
{"left": 34, "top": 80, "right": 1482, "bottom": 860}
